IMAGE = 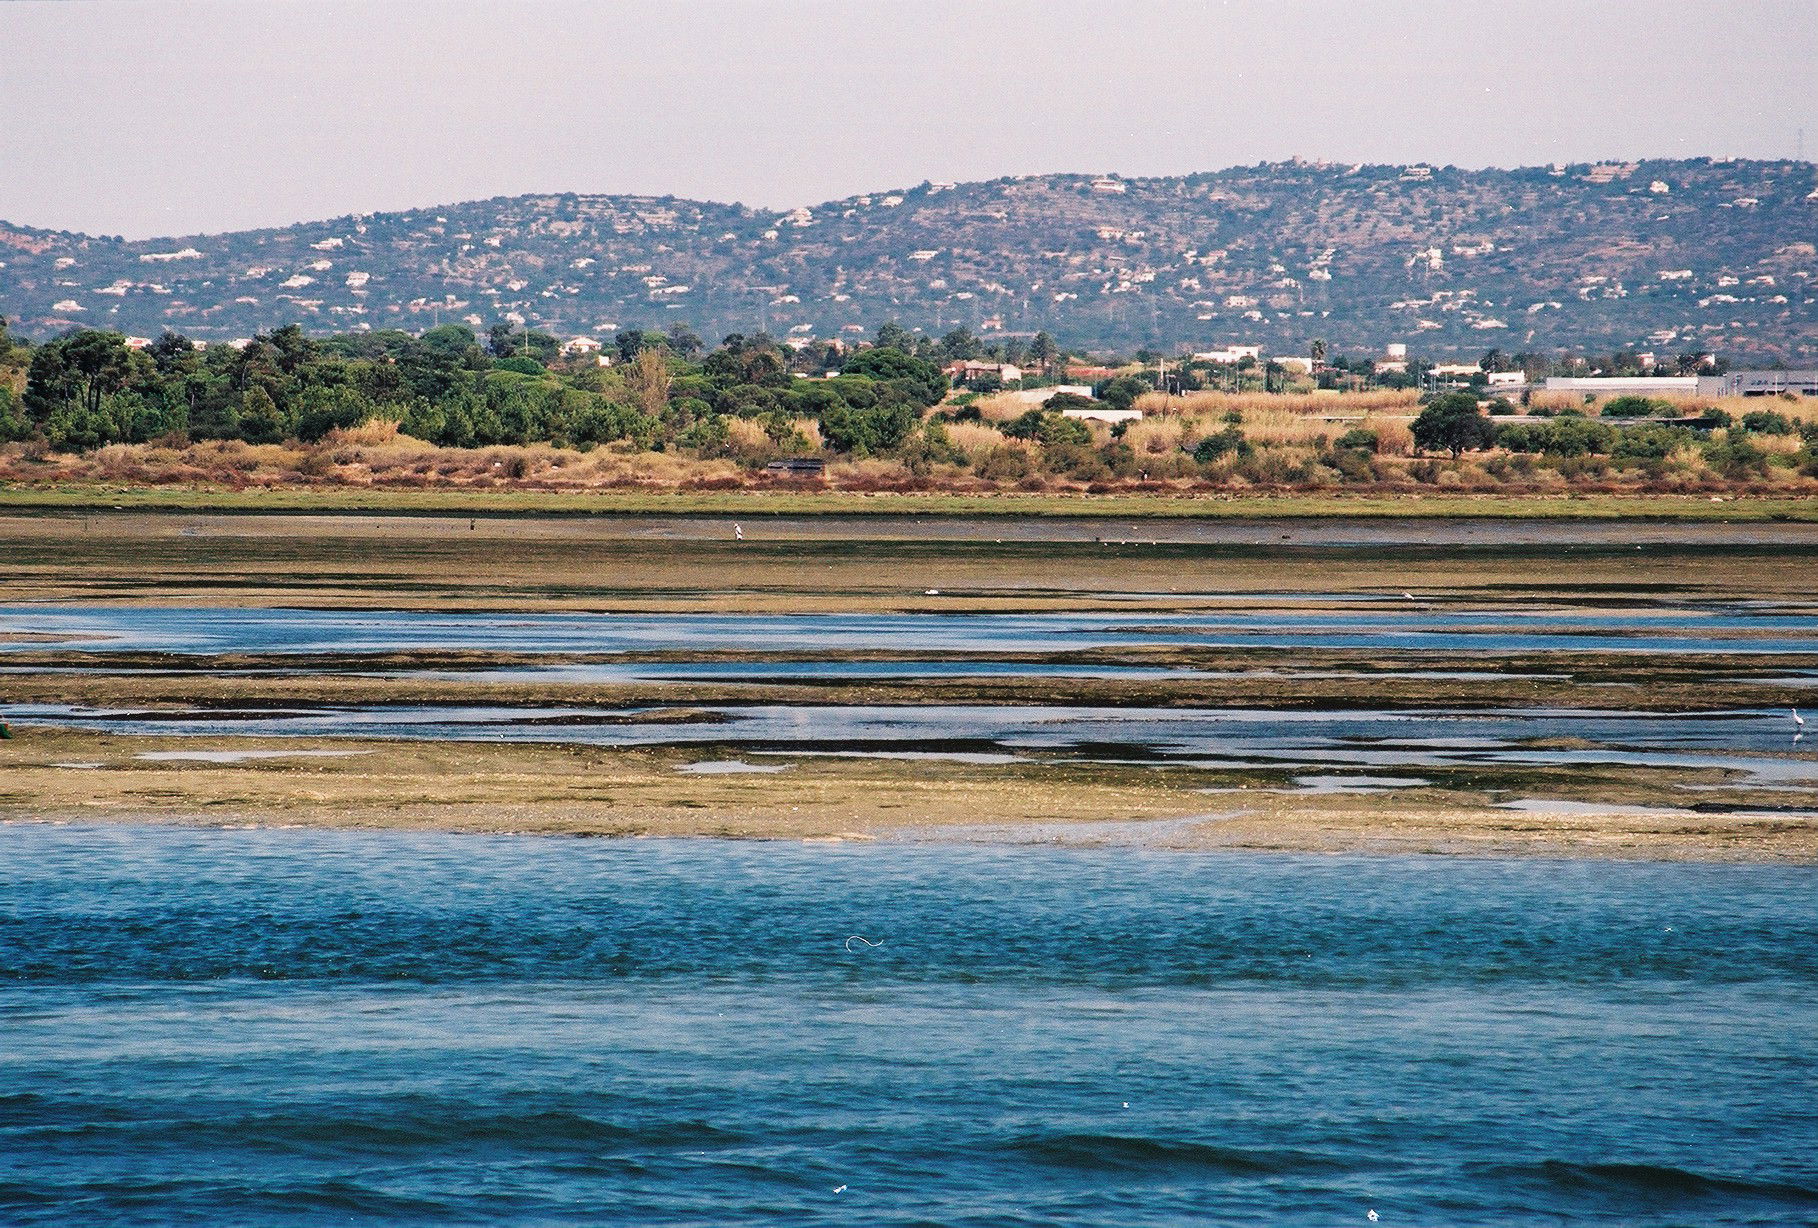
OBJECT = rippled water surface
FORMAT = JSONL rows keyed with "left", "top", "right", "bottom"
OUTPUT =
{"left": 2, "top": 825, "right": 1815, "bottom": 1226}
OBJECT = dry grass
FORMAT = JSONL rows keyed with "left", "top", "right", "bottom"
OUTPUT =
{"left": 972, "top": 392, "right": 1034, "bottom": 424}
{"left": 1189, "top": 409, "right": 1334, "bottom": 448}
{"left": 1122, "top": 417, "right": 1186, "bottom": 456}
{"left": 1140, "top": 389, "right": 1419, "bottom": 417}
{"left": 789, "top": 418, "right": 824, "bottom": 450}
{"left": 325, "top": 418, "right": 412, "bottom": 446}
{"left": 723, "top": 417, "right": 774, "bottom": 458}
{"left": 1362, "top": 415, "right": 1415, "bottom": 456}
{"left": 943, "top": 421, "right": 1014, "bottom": 464}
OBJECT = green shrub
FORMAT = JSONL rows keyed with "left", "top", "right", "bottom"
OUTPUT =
{"left": 1193, "top": 427, "right": 1249, "bottom": 463}
{"left": 1740, "top": 410, "right": 1794, "bottom": 435}
{"left": 1704, "top": 436, "right": 1769, "bottom": 479}
{"left": 1601, "top": 395, "right": 1658, "bottom": 418}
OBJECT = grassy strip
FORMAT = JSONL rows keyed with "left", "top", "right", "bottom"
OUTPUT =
{"left": 1, "top": 481, "right": 1815, "bottom": 521}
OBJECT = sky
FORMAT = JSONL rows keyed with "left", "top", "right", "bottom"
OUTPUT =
{"left": 3, "top": 0, "right": 1815, "bottom": 239}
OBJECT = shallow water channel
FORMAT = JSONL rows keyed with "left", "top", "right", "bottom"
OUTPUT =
{"left": 4, "top": 601, "right": 1815, "bottom": 806}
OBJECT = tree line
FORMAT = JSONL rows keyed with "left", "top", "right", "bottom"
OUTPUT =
{"left": 0, "top": 319, "right": 953, "bottom": 455}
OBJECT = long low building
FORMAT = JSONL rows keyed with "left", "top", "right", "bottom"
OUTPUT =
{"left": 1544, "top": 376, "right": 1701, "bottom": 395}
{"left": 1697, "top": 371, "right": 1818, "bottom": 397}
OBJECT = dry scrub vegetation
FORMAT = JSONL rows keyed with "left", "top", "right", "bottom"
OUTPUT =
{"left": 3, "top": 389, "right": 1817, "bottom": 498}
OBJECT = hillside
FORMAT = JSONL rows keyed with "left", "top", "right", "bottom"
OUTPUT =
{"left": 2, "top": 159, "right": 1814, "bottom": 359}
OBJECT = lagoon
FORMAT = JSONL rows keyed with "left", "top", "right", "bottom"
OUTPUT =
{"left": 2, "top": 824, "right": 1816, "bottom": 1226}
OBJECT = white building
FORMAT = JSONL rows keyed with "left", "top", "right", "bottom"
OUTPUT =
{"left": 1061, "top": 406, "right": 1142, "bottom": 424}
{"left": 1008, "top": 384, "right": 1098, "bottom": 407}
{"left": 1544, "top": 376, "right": 1701, "bottom": 395}
{"left": 1193, "top": 345, "right": 1262, "bottom": 365}
{"left": 944, "top": 360, "right": 1022, "bottom": 385}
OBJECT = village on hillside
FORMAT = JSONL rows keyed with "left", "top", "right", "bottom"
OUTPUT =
{"left": 2, "top": 159, "right": 1813, "bottom": 363}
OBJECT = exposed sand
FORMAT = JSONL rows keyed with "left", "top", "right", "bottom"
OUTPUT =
{"left": 4, "top": 730, "right": 1813, "bottom": 863}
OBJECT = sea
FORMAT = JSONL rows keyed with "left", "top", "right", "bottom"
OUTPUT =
{"left": 2, "top": 823, "right": 1814, "bottom": 1226}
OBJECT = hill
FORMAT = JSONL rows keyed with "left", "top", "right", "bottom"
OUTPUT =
{"left": 2, "top": 159, "right": 1814, "bottom": 359}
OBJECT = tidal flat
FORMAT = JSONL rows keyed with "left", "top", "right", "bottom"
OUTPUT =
{"left": 2, "top": 510, "right": 1816, "bottom": 860}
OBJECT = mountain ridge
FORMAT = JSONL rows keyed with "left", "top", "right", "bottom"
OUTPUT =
{"left": 3, "top": 159, "right": 1814, "bottom": 359}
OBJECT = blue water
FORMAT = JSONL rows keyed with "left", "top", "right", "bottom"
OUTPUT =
{"left": 2, "top": 825, "right": 1815, "bottom": 1226}
{"left": 7, "top": 605, "right": 1818, "bottom": 657}
{"left": 14, "top": 703, "right": 1817, "bottom": 789}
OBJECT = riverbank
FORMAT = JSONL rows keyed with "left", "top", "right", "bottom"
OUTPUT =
{"left": 7, "top": 507, "right": 1818, "bottom": 610}
{"left": 3, "top": 481, "right": 1817, "bottom": 521}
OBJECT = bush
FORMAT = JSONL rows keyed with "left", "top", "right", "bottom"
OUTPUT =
{"left": 1334, "top": 428, "right": 1378, "bottom": 452}
{"left": 1704, "top": 436, "right": 1769, "bottom": 479}
{"left": 1499, "top": 418, "right": 1613, "bottom": 457}
{"left": 1193, "top": 427, "right": 1250, "bottom": 463}
{"left": 1323, "top": 447, "right": 1375, "bottom": 482}
{"left": 977, "top": 445, "right": 1033, "bottom": 481}
{"left": 1602, "top": 395, "right": 1659, "bottom": 418}
{"left": 1098, "top": 375, "right": 1152, "bottom": 411}
{"left": 1740, "top": 410, "right": 1794, "bottom": 435}
{"left": 1611, "top": 424, "right": 1695, "bottom": 462}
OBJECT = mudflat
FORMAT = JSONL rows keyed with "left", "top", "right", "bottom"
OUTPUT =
{"left": 2, "top": 510, "right": 1815, "bottom": 860}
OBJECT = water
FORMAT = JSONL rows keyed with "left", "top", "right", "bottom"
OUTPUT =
{"left": 1, "top": 825, "right": 1814, "bottom": 1226}
{"left": 8, "top": 604, "right": 1818, "bottom": 658}
{"left": 15, "top": 702, "right": 1817, "bottom": 790}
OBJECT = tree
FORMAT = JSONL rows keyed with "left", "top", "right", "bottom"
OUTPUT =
{"left": 705, "top": 334, "right": 789, "bottom": 388}
{"left": 938, "top": 327, "right": 981, "bottom": 360}
{"left": 419, "top": 324, "right": 477, "bottom": 360}
{"left": 837, "top": 347, "right": 947, "bottom": 407}
{"left": 819, "top": 401, "right": 917, "bottom": 455}
{"left": 23, "top": 331, "right": 138, "bottom": 441}
{"left": 1410, "top": 393, "right": 1495, "bottom": 457}
{"left": 1098, "top": 375, "right": 1151, "bottom": 411}
{"left": 665, "top": 324, "right": 705, "bottom": 359}
{"left": 628, "top": 347, "right": 672, "bottom": 416}
{"left": 1027, "top": 331, "right": 1058, "bottom": 377}
{"left": 873, "top": 321, "right": 913, "bottom": 351}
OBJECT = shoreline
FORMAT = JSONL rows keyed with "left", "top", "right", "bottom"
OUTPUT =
{"left": 3, "top": 483, "right": 1817, "bottom": 522}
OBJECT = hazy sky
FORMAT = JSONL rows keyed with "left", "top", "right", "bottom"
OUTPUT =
{"left": 4, "top": 0, "right": 1814, "bottom": 238}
